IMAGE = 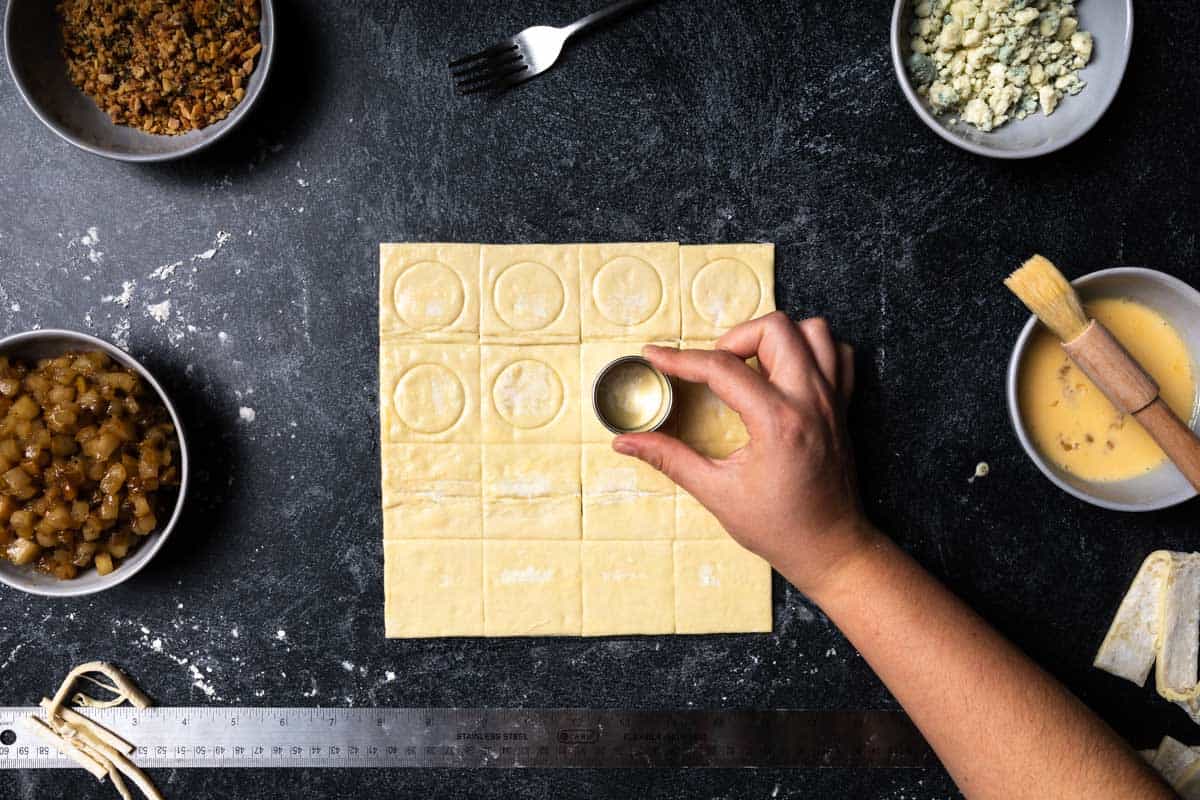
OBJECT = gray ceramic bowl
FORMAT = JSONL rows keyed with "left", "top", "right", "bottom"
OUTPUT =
{"left": 0, "top": 330, "right": 189, "bottom": 596}
{"left": 1007, "top": 269, "right": 1200, "bottom": 511}
{"left": 891, "top": 0, "right": 1133, "bottom": 158}
{"left": 4, "top": 0, "right": 274, "bottom": 162}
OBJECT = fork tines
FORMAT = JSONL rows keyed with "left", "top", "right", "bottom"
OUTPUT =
{"left": 450, "top": 42, "right": 529, "bottom": 95}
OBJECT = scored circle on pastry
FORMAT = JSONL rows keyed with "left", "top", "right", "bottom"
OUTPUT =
{"left": 592, "top": 256, "right": 664, "bottom": 327}
{"left": 493, "top": 261, "right": 566, "bottom": 332}
{"left": 392, "top": 260, "right": 467, "bottom": 332}
{"left": 393, "top": 364, "right": 467, "bottom": 434}
{"left": 492, "top": 359, "right": 564, "bottom": 429}
{"left": 690, "top": 258, "right": 762, "bottom": 328}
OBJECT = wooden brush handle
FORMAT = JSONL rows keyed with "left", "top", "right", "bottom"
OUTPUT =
{"left": 1134, "top": 400, "right": 1200, "bottom": 491}
{"left": 1062, "top": 322, "right": 1159, "bottom": 413}
{"left": 1064, "top": 321, "right": 1200, "bottom": 492}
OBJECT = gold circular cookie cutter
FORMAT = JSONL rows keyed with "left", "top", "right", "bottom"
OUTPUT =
{"left": 592, "top": 355, "right": 674, "bottom": 435}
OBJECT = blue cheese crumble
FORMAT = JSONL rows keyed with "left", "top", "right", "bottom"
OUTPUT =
{"left": 906, "top": 0, "right": 1094, "bottom": 132}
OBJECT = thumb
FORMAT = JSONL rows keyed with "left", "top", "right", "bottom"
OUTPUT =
{"left": 612, "top": 432, "right": 718, "bottom": 500}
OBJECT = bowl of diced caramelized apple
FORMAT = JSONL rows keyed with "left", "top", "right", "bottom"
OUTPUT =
{"left": 0, "top": 330, "right": 188, "bottom": 596}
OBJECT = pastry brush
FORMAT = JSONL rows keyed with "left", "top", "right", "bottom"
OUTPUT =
{"left": 1005, "top": 255, "right": 1200, "bottom": 491}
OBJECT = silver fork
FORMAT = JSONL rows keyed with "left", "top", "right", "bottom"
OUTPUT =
{"left": 450, "top": 0, "right": 655, "bottom": 96}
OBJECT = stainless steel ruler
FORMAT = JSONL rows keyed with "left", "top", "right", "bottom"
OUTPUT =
{"left": 0, "top": 707, "right": 935, "bottom": 770}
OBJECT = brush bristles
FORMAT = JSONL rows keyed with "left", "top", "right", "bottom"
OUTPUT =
{"left": 1004, "top": 254, "right": 1090, "bottom": 342}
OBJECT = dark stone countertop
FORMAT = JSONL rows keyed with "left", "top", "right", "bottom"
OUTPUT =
{"left": 1, "top": 0, "right": 1198, "bottom": 797}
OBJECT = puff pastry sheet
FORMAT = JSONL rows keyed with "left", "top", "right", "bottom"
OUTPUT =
{"left": 380, "top": 243, "right": 775, "bottom": 637}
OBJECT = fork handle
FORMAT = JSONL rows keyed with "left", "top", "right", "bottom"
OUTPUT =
{"left": 562, "top": 0, "right": 656, "bottom": 38}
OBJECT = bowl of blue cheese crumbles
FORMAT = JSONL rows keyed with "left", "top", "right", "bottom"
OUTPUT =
{"left": 891, "top": 0, "right": 1133, "bottom": 158}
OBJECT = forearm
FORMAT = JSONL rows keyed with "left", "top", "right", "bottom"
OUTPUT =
{"left": 627, "top": 318, "right": 1168, "bottom": 797}
{"left": 786, "top": 524, "right": 1170, "bottom": 800}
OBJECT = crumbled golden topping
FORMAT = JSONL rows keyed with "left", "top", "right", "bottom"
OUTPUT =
{"left": 57, "top": 0, "right": 262, "bottom": 135}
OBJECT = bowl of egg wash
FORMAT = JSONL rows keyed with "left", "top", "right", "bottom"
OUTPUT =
{"left": 1008, "top": 268, "right": 1200, "bottom": 511}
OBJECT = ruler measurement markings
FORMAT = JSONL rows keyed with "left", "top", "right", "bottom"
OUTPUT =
{"left": 0, "top": 708, "right": 935, "bottom": 769}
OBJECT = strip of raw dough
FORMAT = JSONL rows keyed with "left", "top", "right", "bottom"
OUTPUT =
{"left": 23, "top": 716, "right": 109, "bottom": 778}
{"left": 1095, "top": 551, "right": 1200, "bottom": 726}
{"left": 25, "top": 662, "right": 163, "bottom": 800}
{"left": 1142, "top": 738, "right": 1200, "bottom": 799}
{"left": 1179, "top": 767, "right": 1200, "bottom": 800}
{"left": 41, "top": 701, "right": 135, "bottom": 754}
{"left": 1094, "top": 551, "right": 1173, "bottom": 685}
{"left": 49, "top": 662, "right": 153, "bottom": 710}
{"left": 1152, "top": 736, "right": 1200, "bottom": 786}
{"left": 1157, "top": 555, "right": 1200, "bottom": 722}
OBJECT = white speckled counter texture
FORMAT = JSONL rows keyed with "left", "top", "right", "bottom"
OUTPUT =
{"left": 2, "top": 0, "right": 1199, "bottom": 797}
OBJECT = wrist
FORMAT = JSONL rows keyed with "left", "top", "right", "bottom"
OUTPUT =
{"left": 774, "top": 515, "right": 888, "bottom": 606}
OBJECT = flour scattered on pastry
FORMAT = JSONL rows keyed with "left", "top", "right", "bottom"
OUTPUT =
{"left": 698, "top": 564, "right": 721, "bottom": 587}
{"left": 599, "top": 266, "right": 658, "bottom": 323}
{"left": 607, "top": 292, "right": 655, "bottom": 323}
{"left": 499, "top": 566, "right": 555, "bottom": 585}
{"left": 398, "top": 294, "right": 450, "bottom": 326}
{"left": 495, "top": 476, "right": 553, "bottom": 498}
{"left": 600, "top": 568, "right": 647, "bottom": 583}
{"left": 493, "top": 362, "right": 561, "bottom": 425}
{"left": 594, "top": 467, "right": 639, "bottom": 494}
{"left": 513, "top": 295, "right": 556, "bottom": 324}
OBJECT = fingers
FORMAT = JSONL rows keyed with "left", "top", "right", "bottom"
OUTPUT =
{"left": 836, "top": 343, "right": 856, "bottom": 406}
{"left": 796, "top": 317, "right": 839, "bottom": 390}
{"left": 716, "top": 312, "right": 845, "bottom": 400}
{"left": 715, "top": 311, "right": 816, "bottom": 387}
{"left": 612, "top": 432, "right": 718, "bottom": 499}
{"left": 642, "top": 345, "right": 774, "bottom": 426}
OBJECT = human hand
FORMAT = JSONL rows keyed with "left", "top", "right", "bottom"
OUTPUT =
{"left": 613, "top": 312, "right": 876, "bottom": 598}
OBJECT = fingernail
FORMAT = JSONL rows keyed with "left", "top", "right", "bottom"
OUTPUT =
{"left": 642, "top": 344, "right": 661, "bottom": 357}
{"left": 613, "top": 437, "right": 635, "bottom": 455}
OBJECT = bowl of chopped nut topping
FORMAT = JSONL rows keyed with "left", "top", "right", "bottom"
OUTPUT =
{"left": 891, "top": 0, "right": 1132, "bottom": 158}
{"left": 4, "top": 0, "right": 275, "bottom": 162}
{"left": 0, "top": 329, "right": 190, "bottom": 597}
